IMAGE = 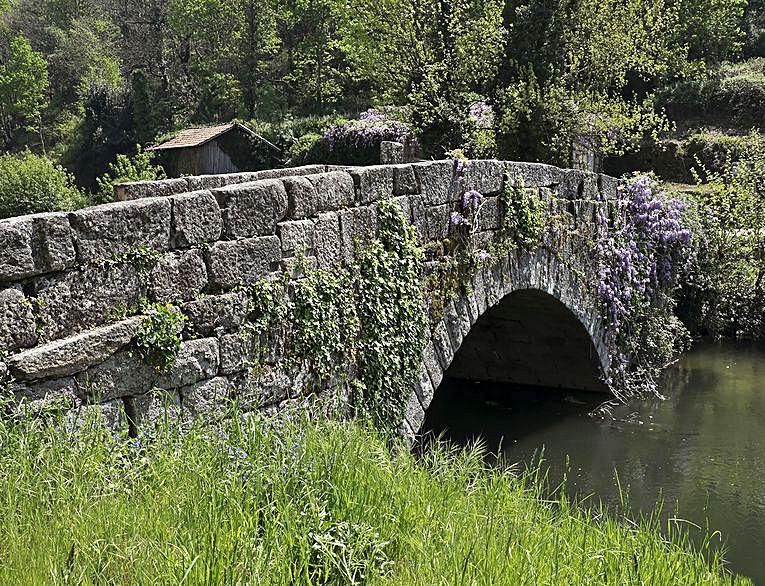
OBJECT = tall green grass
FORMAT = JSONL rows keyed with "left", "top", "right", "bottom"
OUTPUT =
{"left": 0, "top": 413, "right": 751, "bottom": 585}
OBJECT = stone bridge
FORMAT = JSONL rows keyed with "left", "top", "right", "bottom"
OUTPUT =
{"left": 0, "top": 160, "right": 618, "bottom": 437}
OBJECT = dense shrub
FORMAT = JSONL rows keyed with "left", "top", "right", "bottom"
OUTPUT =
{"left": 306, "top": 108, "right": 415, "bottom": 166}
{"left": 675, "top": 143, "right": 765, "bottom": 340}
{"left": 605, "top": 131, "right": 765, "bottom": 183}
{"left": 657, "top": 59, "right": 765, "bottom": 129}
{"left": 247, "top": 115, "right": 349, "bottom": 168}
{"left": 0, "top": 150, "right": 84, "bottom": 219}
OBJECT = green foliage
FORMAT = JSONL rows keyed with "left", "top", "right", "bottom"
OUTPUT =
{"left": 676, "top": 143, "right": 765, "bottom": 340}
{"left": 499, "top": 175, "right": 546, "bottom": 250}
{"left": 61, "top": 83, "right": 137, "bottom": 190}
{"left": 94, "top": 145, "right": 166, "bottom": 204}
{"left": 0, "top": 416, "right": 750, "bottom": 584}
{"left": 657, "top": 58, "right": 765, "bottom": 129}
{"left": 0, "top": 150, "right": 83, "bottom": 219}
{"left": 287, "top": 132, "right": 322, "bottom": 165}
{"left": 0, "top": 35, "right": 48, "bottom": 148}
{"left": 134, "top": 303, "right": 187, "bottom": 371}
{"left": 355, "top": 200, "right": 427, "bottom": 428}
{"left": 246, "top": 200, "right": 426, "bottom": 429}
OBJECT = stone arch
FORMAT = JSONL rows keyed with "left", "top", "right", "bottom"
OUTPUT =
{"left": 402, "top": 247, "right": 611, "bottom": 438}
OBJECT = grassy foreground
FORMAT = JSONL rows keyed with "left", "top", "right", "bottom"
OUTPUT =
{"left": 0, "top": 414, "right": 750, "bottom": 585}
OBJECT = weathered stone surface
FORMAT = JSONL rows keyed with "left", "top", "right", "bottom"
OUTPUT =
{"left": 422, "top": 339, "right": 443, "bottom": 390}
{"left": 598, "top": 174, "right": 620, "bottom": 200}
{"left": 126, "top": 389, "right": 181, "bottom": 429}
{"left": 413, "top": 160, "right": 456, "bottom": 204}
{"left": 205, "top": 236, "right": 281, "bottom": 290}
{"left": 426, "top": 204, "right": 449, "bottom": 241}
{"left": 0, "top": 218, "right": 34, "bottom": 281}
{"left": 349, "top": 166, "right": 394, "bottom": 204}
{"left": 390, "top": 196, "right": 412, "bottom": 222}
{"left": 284, "top": 176, "right": 318, "bottom": 219}
{"left": 393, "top": 164, "right": 419, "bottom": 196}
{"left": 216, "top": 179, "right": 288, "bottom": 238}
{"left": 410, "top": 196, "right": 428, "bottom": 242}
{"left": 339, "top": 205, "right": 377, "bottom": 262}
{"left": 380, "top": 141, "right": 404, "bottom": 164}
{"left": 180, "top": 377, "right": 231, "bottom": 419}
{"left": 505, "top": 162, "right": 564, "bottom": 189}
{"left": 150, "top": 249, "right": 208, "bottom": 303}
{"left": 33, "top": 261, "right": 149, "bottom": 343}
{"left": 79, "top": 338, "right": 219, "bottom": 401}
{"left": 7, "top": 316, "right": 143, "bottom": 380}
{"left": 183, "top": 291, "right": 248, "bottom": 337}
{"left": 0, "top": 287, "right": 37, "bottom": 353}
{"left": 464, "top": 160, "right": 504, "bottom": 194}
{"left": 218, "top": 330, "right": 255, "bottom": 374}
{"left": 476, "top": 196, "right": 500, "bottom": 231}
{"left": 314, "top": 212, "right": 342, "bottom": 268}
{"left": 113, "top": 178, "right": 189, "bottom": 201}
{"left": 12, "top": 377, "right": 83, "bottom": 416}
{"left": 404, "top": 391, "right": 425, "bottom": 432}
{"left": 432, "top": 321, "right": 454, "bottom": 370}
{"left": 279, "top": 219, "right": 315, "bottom": 256}
{"left": 307, "top": 172, "right": 355, "bottom": 211}
{"left": 30, "top": 213, "right": 77, "bottom": 273}
{"left": 234, "top": 367, "right": 292, "bottom": 408}
{"left": 171, "top": 190, "right": 222, "bottom": 247}
{"left": 69, "top": 198, "right": 171, "bottom": 262}
{"left": 443, "top": 300, "right": 466, "bottom": 349}
{"left": 414, "top": 363, "right": 435, "bottom": 410}
{"left": 65, "top": 400, "right": 128, "bottom": 434}
{"left": 281, "top": 255, "right": 318, "bottom": 279}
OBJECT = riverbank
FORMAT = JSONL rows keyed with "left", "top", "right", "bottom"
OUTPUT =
{"left": 0, "top": 414, "right": 749, "bottom": 584}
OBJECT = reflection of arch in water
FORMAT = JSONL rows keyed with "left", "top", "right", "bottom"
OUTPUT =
{"left": 403, "top": 249, "right": 611, "bottom": 438}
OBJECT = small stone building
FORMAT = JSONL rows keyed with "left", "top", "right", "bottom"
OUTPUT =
{"left": 147, "top": 123, "right": 263, "bottom": 176}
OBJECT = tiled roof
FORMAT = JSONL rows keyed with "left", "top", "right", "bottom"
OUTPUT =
{"left": 147, "top": 123, "right": 255, "bottom": 151}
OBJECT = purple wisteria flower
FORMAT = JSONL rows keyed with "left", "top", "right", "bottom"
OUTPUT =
{"left": 596, "top": 174, "right": 693, "bottom": 329}
{"left": 462, "top": 190, "right": 484, "bottom": 212}
{"left": 469, "top": 100, "right": 494, "bottom": 128}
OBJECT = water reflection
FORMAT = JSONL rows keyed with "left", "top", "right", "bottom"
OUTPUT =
{"left": 423, "top": 342, "right": 765, "bottom": 584}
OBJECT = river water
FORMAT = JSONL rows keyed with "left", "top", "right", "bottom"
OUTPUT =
{"left": 423, "top": 342, "right": 765, "bottom": 584}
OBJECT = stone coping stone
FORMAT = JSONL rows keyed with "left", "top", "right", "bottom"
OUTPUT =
{"left": 7, "top": 316, "right": 144, "bottom": 381}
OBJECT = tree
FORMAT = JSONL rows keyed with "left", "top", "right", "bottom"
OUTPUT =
{"left": 0, "top": 35, "right": 48, "bottom": 149}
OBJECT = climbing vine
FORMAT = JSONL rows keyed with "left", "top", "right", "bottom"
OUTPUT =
{"left": 355, "top": 200, "right": 427, "bottom": 427}
{"left": 244, "top": 200, "right": 426, "bottom": 431}
{"left": 499, "top": 175, "right": 546, "bottom": 250}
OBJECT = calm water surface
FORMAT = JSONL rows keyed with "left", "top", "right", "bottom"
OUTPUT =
{"left": 423, "top": 342, "right": 765, "bottom": 584}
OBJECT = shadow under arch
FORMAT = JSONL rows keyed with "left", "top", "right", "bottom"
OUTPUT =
{"left": 402, "top": 251, "right": 613, "bottom": 439}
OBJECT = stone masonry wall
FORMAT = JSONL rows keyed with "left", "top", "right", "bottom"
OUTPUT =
{"left": 0, "top": 160, "right": 619, "bottom": 435}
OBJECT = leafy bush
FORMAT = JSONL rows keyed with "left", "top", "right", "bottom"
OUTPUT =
{"left": 0, "top": 150, "right": 84, "bottom": 219}
{"left": 310, "top": 108, "right": 415, "bottom": 166}
{"left": 135, "top": 303, "right": 187, "bottom": 371}
{"left": 676, "top": 142, "right": 765, "bottom": 340}
{"left": 658, "top": 58, "right": 765, "bottom": 129}
{"left": 94, "top": 145, "right": 166, "bottom": 204}
{"left": 605, "top": 131, "right": 765, "bottom": 183}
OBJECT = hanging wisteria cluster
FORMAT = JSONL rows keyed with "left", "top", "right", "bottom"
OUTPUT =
{"left": 596, "top": 175, "right": 692, "bottom": 332}
{"left": 595, "top": 174, "right": 693, "bottom": 393}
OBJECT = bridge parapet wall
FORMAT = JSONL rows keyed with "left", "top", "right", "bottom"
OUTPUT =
{"left": 0, "top": 160, "right": 617, "bottom": 433}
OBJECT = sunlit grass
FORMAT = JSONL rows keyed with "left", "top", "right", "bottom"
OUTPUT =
{"left": 0, "top": 413, "right": 751, "bottom": 585}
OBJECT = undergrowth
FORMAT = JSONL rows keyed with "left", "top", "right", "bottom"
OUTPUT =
{"left": 0, "top": 414, "right": 749, "bottom": 585}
